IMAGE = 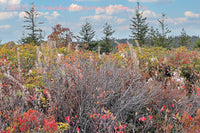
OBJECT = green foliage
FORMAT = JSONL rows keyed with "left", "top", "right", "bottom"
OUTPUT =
{"left": 87, "top": 41, "right": 98, "bottom": 51}
{"left": 0, "top": 41, "right": 200, "bottom": 132}
{"left": 130, "top": 2, "right": 148, "bottom": 46}
{"left": 194, "top": 38, "right": 200, "bottom": 49}
{"left": 101, "top": 23, "right": 115, "bottom": 53}
{"left": 178, "top": 28, "right": 191, "bottom": 47}
{"left": 100, "top": 41, "right": 113, "bottom": 53}
{"left": 79, "top": 20, "right": 95, "bottom": 44}
{"left": 151, "top": 14, "right": 173, "bottom": 48}
{"left": 20, "top": 4, "right": 43, "bottom": 45}
{"left": 147, "top": 26, "right": 157, "bottom": 46}
{"left": 102, "top": 23, "right": 115, "bottom": 44}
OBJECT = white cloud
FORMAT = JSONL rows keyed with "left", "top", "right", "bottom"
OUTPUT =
{"left": 19, "top": 11, "right": 26, "bottom": 18}
{"left": 19, "top": 11, "right": 60, "bottom": 21}
{"left": 75, "top": 0, "right": 99, "bottom": 1}
{"left": 0, "top": 0, "right": 21, "bottom": 5}
{"left": 166, "top": 17, "right": 188, "bottom": 25}
{"left": 51, "top": 11, "right": 60, "bottom": 18}
{"left": 0, "top": 12, "right": 18, "bottom": 20}
{"left": 44, "top": 11, "right": 60, "bottom": 20}
{"left": 184, "top": 11, "right": 200, "bottom": 18}
{"left": 128, "top": 0, "right": 175, "bottom": 3}
{"left": 38, "top": 12, "right": 49, "bottom": 16}
{"left": 82, "top": 15, "right": 112, "bottom": 21}
{"left": 82, "top": 15, "right": 126, "bottom": 24}
{"left": 129, "top": 0, "right": 157, "bottom": 2}
{"left": 0, "top": 25, "right": 11, "bottom": 29}
{"left": 68, "top": 4, "right": 83, "bottom": 12}
{"left": 116, "top": 18, "right": 127, "bottom": 24}
{"left": 116, "top": 25, "right": 129, "bottom": 31}
{"left": 96, "top": 5, "right": 128, "bottom": 15}
{"left": 142, "top": 10, "right": 159, "bottom": 18}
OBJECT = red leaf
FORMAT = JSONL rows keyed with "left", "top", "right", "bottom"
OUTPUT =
{"left": 65, "top": 116, "right": 70, "bottom": 122}
{"left": 148, "top": 115, "right": 153, "bottom": 120}
{"left": 139, "top": 116, "right": 147, "bottom": 121}
{"left": 77, "top": 127, "right": 80, "bottom": 132}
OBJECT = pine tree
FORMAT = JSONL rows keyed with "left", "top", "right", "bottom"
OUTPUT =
{"left": 194, "top": 38, "right": 200, "bottom": 49}
{"left": 147, "top": 26, "right": 156, "bottom": 46}
{"left": 130, "top": 2, "right": 148, "bottom": 46}
{"left": 153, "top": 13, "right": 173, "bottom": 48}
{"left": 178, "top": 28, "right": 191, "bottom": 47}
{"left": 21, "top": 4, "right": 43, "bottom": 45}
{"left": 79, "top": 20, "right": 95, "bottom": 44}
{"left": 101, "top": 22, "right": 115, "bottom": 53}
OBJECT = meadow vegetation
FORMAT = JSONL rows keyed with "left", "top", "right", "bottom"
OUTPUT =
{"left": 0, "top": 42, "right": 200, "bottom": 132}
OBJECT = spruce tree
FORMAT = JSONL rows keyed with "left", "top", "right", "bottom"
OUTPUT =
{"left": 153, "top": 13, "right": 173, "bottom": 48}
{"left": 79, "top": 20, "right": 95, "bottom": 44}
{"left": 130, "top": 2, "right": 148, "bottom": 46}
{"left": 147, "top": 26, "right": 157, "bottom": 46}
{"left": 194, "top": 38, "right": 200, "bottom": 49}
{"left": 101, "top": 22, "right": 115, "bottom": 53}
{"left": 178, "top": 28, "right": 191, "bottom": 47}
{"left": 21, "top": 4, "right": 43, "bottom": 45}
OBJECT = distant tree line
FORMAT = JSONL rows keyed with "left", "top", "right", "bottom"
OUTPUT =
{"left": 18, "top": 3, "right": 200, "bottom": 51}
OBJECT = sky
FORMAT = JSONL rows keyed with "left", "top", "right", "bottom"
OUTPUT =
{"left": 0, "top": 0, "right": 200, "bottom": 43}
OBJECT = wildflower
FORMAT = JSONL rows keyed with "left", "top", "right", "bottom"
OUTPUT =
{"left": 148, "top": 115, "right": 153, "bottom": 120}
{"left": 182, "top": 85, "right": 186, "bottom": 89}
{"left": 139, "top": 116, "right": 147, "bottom": 121}
{"left": 173, "top": 114, "right": 177, "bottom": 119}
{"left": 43, "top": 88, "right": 48, "bottom": 95}
{"left": 65, "top": 116, "right": 70, "bottom": 122}
{"left": 101, "top": 115, "right": 105, "bottom": 120}
{"left": 160, "top": 107, "right": 165, "bottom": 112}
{"left": 160, "top": 105, "right": 167, "bottom": 112}
{"left": 77, "top": 127, "right": 80, "bottom": 133}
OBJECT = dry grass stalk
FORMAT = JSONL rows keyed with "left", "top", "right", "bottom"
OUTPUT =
{"left": 98, "top": 45, "right": 101, "bottom": 59}
{"left": 127, "top": 41, "right": 139, "bottom": 70}
{"left": 134, "top": 40, "right": 142, "bottom": 53}
{"left": 68, "top": 42, "right": 71, "bottom": 51}
{"left": 17, "top": 47, "right": 21, "bottom": 80}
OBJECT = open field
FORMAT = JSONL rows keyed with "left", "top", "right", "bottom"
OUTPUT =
{"left": 0, "top": 42, "right": 200, "bottom": 132}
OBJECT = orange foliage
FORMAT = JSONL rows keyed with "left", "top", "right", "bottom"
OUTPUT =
{"left": 116, "top": 43, "right": 129, "bottom": 51}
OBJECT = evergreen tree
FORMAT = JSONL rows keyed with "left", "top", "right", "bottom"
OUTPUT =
{"left": 152, "top": 13, "right": 173, "bottom": 48}
{"left": 79, "top": 20, "right": 95, "bottom": 44}
{"left": 21, "top": 4, "right": 43, "bottom": 45}
{"left": 130, "top": 2, "right": 148, "bottom": 46}
{"left": 178, "top": 28, "right": 191, "bottom": 47}
{"left": 147, "top": 26, "right": 156, "bottom": 46}
{"left": 194, "top": 38, "right": 200, "bottom": 49}
{"left": 101, "top": 22, "right": 115, "bottom": 53}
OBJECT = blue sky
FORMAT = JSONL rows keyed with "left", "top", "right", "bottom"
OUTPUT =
{"left": 0, "top": 0, "right": 200, "bottom": 43}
